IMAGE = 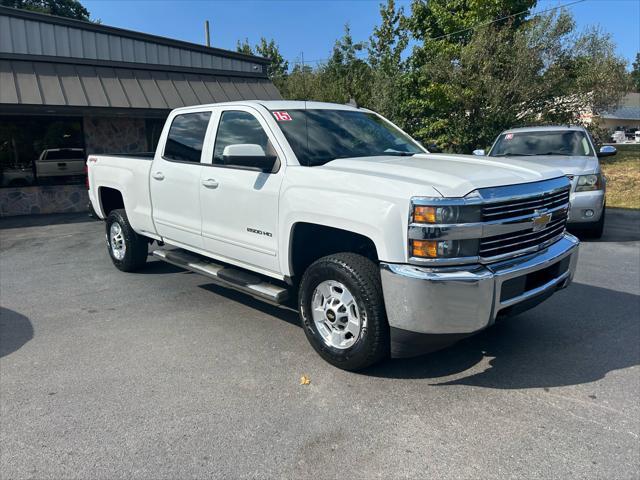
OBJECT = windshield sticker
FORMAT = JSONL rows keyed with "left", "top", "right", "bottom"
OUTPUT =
{"left": 273, "top": 111, "right": 292, "bottom": 121}
{"left": 505, "top": 133, "right": 514, "bottom": 140}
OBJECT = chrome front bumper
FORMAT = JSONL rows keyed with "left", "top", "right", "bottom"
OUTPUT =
{"left": 380, "top": 233, "right": 579, "bottom": 336}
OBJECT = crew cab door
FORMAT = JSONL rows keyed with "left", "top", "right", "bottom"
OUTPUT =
{"left": 150, "top": 110, "right": 212, "bottom": 249}
{"left": 199, "top": 107, "right": 285, "bottom": 275}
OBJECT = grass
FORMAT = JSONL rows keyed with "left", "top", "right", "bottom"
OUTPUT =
{"left": 600, "top": 144, "right": 640, "bottom": 209}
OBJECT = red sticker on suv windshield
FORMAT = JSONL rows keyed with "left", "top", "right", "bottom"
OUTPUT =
{"left": 273, "top": 111, "right": 292, "bottom": 121}
{"left": 505, "top": 133, "right": 514, "bottom": 140}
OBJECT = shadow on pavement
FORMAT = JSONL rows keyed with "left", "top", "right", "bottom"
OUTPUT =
{"left": 0, "top": 307, "right": 34, "bottom": 358}
{"left": 133, "top": 258, "right": 186, "bottom": 275}
{"left": 571, "top": 207, "right": 640, "bottom": 243}
{"left": 0, "top": 212, "right": 93, "bottom": 230}
{"left": 365, "top": 282, "right": 640, "bottom": 388}
{"left": 198, "top": 282, "right": 301, "bottom": 328}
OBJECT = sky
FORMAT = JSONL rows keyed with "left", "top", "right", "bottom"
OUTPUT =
{"left": 83, "top": 0, "right": 640, "bottom": 68}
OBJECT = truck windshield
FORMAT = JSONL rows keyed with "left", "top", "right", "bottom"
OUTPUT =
{"left": 490, "top": 131, "right": 593, "bottom": 157}
{"left": 270, "top": 109, "right": 424, "bottom": 166}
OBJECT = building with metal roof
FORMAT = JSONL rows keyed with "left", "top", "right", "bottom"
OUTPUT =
{"left": 0, "top": 6, "right": 281, "bottom": 215}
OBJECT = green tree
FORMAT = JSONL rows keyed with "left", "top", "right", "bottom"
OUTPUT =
{"left": 628, "top": 52, "right": 640, "bottom": 92}
{"left": 403, "top": 0, "right": 538, "bottom": 150}
{"left": 236, "top": 38, "right": 253, "bottom": 55}
{"left": 236, "top": 38, "right": 289, "bottom": 93}
{"left": 402, "top": 1, "right": 628, "bottom": 152}
{"left": 254, "top": 38, "right": 289, "bottom": 80}
{"left": 368, "top": 0, "right": 408, "bottom": 123}
{"left": 1, "top": 0, "right": 90, "bottom": 21}
{"left": 316, "top": 24, "right": 372, "bottom": 105}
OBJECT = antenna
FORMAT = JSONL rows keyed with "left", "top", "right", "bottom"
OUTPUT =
{"left": 301, "top": 51, "right": 307, "bottom": 101}
{"left": 204, "top": 20, "right": 211, "bottom": 47}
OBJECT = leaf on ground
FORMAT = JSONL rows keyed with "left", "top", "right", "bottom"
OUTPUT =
{"left": 299, "top": 375, "right": 311, "bottom": 385}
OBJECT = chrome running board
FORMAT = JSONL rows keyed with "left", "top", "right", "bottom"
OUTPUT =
{"left": 152, "top": 249, "right": 289, "bottom": 305}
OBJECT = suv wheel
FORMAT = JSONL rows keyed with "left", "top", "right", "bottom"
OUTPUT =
{"left": 105, "top": 209, "right": 148, "bottom": 272}
{"left": 298, "top": 253, "right": 389, "bottom": 371}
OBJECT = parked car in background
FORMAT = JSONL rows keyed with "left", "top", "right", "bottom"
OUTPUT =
{"left": 611, "top": 130, "right": 627, "bottom": 143}
{"left": 473, "top": 126, "right": 615, "bottom": 238}
{"left": 35, "top": 148, "right": 85, "bottom": 182}
{"left": 87, "top": 101, "right": 579, "bottom": 370}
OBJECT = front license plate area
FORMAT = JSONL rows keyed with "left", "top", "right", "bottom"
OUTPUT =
{"left": 500, "top": 256, "right": 571, "bottom": 302}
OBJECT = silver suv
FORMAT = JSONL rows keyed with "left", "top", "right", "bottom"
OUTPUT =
{"left": 474, "top": 126, "right": 616, "bottom": 238}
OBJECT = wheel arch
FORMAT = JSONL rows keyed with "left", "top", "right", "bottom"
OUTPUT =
{"left": 98, "top": 186, "right": 125, "bottom": 218}
{"left": 287, "top": 222, "right": 381, "bottom": 282}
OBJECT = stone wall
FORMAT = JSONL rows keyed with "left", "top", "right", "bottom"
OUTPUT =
{"left": 0, "top": 185, "right": 88, "bottom": 216}
{"left": 83, "top": 116, "right": 147, "bottom": 154}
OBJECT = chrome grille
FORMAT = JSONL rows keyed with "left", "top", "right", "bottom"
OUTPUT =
{"left": 481, "top": 188, "right": 570, "bottom": 221}
{"left": 480, "top": 187, "right": 570, "bottom": 260}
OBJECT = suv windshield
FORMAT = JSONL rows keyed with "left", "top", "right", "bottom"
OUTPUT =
{"left": 270, "top": 109, "right": 424, "bottom": 166}
{"left": 490, "top": 130, "right": 593, "bottom": 157}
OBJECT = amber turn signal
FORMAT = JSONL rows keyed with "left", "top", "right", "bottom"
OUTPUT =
{"left": 413, "top": 206, "right": 437, "bottom": 223}
{"left": 411, "top": 240, "right": 438, "bottom": 258}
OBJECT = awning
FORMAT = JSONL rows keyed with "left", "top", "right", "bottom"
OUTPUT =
{"left": 0, "top": 59, "right": 282, "bottom": 111}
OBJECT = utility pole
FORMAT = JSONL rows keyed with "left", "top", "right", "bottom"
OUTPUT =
{"left": 205, "top": 20, "right": 211, "bottom": 47}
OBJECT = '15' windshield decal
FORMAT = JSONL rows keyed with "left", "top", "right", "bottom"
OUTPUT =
{"left": 273, "top": 111, "right": 292, "bottom": 121}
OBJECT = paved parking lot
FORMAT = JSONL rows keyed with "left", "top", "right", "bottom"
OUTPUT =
{"left": 1, "top": 209, "right": 639, "bottom": 479}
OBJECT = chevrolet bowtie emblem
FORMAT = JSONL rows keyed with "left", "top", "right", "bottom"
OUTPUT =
{"left": 532, "top": 210, "right": 552, "bottom": 232}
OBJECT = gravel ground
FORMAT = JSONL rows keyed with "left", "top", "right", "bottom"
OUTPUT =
{"left": 1, "top": 209, "right": 639, "bottom": 479}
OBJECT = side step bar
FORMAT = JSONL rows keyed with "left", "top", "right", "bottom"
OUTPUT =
{"left": 152, "top": 249, "right": 289, "bottom": 305}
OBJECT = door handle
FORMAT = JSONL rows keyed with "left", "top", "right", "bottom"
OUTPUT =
{"left": 202, "top": 178, "right": 219, "bottom": 189}
{"left": 152, "top": 172, "right": 165, "bottom": 180}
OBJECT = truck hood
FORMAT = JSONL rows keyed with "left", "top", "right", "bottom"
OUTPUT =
{"left": 487, "top": 155, "right": 599, "bottom": 175}
{"left": 320, "top": 153, "right": 566, "bottom": 198}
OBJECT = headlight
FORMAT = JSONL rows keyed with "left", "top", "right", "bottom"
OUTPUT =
{"left": 575, "top": 174, "right": 602, "bottom": 192}
{"left": 410, "top": 239, "right": 479, "bottom": 259}
{"left": 411, "top": 204, "right": 481, "bottom": 224}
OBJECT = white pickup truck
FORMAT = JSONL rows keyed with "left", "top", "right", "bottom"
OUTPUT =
{"left": 87, "top": 101, "right": 579, "bottom": 370}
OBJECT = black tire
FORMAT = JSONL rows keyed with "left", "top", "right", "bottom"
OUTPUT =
{"left": 586, "top": 207, "right": 605, "bottom": 239}
{"left": 298, "top": 253, "right": 389, "bottom": 371}
{"left": 105, "top": 209, "right": 148, "bottom": 272}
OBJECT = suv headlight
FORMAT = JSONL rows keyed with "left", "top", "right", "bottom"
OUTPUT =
{"left": 575, "top": 174, "right": 602, "bottom": 192}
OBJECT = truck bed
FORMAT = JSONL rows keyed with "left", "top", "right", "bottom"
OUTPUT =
{"left": 87, "top": 153, "right": 157, "bottom": 238}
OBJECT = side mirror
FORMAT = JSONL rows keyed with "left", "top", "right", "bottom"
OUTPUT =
{"left": 427, "top": 144, "right": 441, "bottom": 153}
{"left": 597, "top": 145, "right": 617, "bottom": 158}
{"left": 222, "top": 144, "right": 277, "bottom": 172}
{"left": 472, "top": 149, "right": 486, "bottom": 156}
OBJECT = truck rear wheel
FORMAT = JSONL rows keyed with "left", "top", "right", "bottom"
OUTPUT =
{"left": 298, "top": 253, "right": 389, "bottom": 371}
{"left": 105, "top": 209, "right": 148, "bottom": 272}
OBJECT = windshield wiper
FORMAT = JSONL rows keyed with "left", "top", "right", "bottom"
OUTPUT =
{"left": 492, "top": 153, "right": 534, "bottom": 157}
{"left": 534, "top": 152, "right": 571, "bottom": 156}
{"left": 383, "top": 151, "right": 416, "bottom": 157}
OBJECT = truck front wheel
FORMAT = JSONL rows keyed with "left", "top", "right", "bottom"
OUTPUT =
{"left": 298, "top": 253, "right": 390, "bottom": 371}
{"left": 105, "top": 209, "right": 148, "bottom": 272}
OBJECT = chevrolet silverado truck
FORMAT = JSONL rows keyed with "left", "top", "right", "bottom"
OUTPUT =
{"left": 87, "top": 101, "right": 579, "bottom": 371}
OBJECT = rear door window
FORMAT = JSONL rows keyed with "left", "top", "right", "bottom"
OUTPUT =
{"left": 164, "top": 112, "right": 212, "bottom": 163}
{"left": 43, "top": 149, "right": 85, "bottom": 161}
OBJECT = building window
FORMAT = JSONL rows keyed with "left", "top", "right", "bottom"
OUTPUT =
{"left": 163, "top": 112, "right": 211, "bottom": 163}
{"left": 0, "top": 116, "right": 85, "bottom": 188}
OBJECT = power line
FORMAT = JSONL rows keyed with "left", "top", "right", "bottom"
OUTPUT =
{"left": 290, "top": 0, "right": 587, "bottom": 66}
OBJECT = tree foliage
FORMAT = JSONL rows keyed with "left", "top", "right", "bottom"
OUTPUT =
{"left": 2, "top": 0, "right": 90, "bottom": 21}
{"left": 630, "top": 52, "right": 640, "bottom": 92}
